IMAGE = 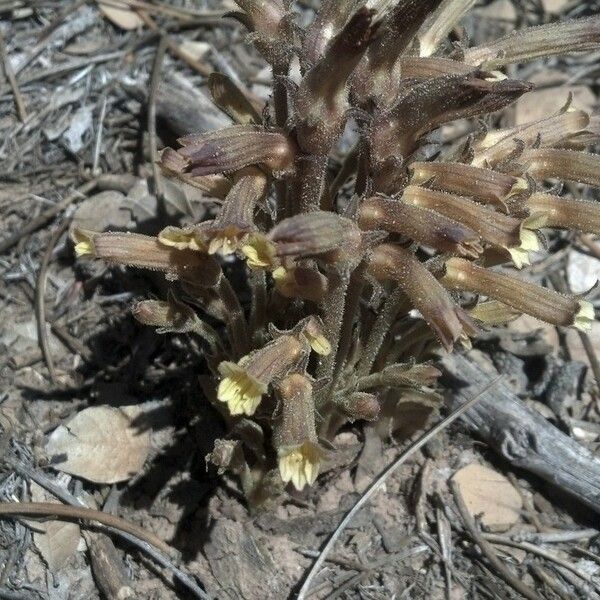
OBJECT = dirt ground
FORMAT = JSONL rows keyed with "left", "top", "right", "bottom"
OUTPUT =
{"left": 1, "top": 1, "right": 600, "bottom": 599}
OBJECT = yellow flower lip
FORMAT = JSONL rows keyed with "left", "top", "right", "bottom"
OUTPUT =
{"left": 241, "top": 234, "right": 277, "bottom": 269}
{"left": 71, "top": 227, "right": 97, "bottom": 257}
{"left": 278, "top": 441, "right": 323, "bottom": 490}
{"left": 574, "top": 301, "right": 595, "bottom": 332}
{"left": 158, "top": 226, "right": 206, "bottom": 252}
{"left": 303, "top": 331, "right": 331, "bottom": 356}
{"left": 507, "top": 219, "right": 543, "bottom": 269}
{"left": 75, "top": 240, "right": 95, "bottom": 257}
{"left": 217, "top": 361, "right": 267, "bottom": 416}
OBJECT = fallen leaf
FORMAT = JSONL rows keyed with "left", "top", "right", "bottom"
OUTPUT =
{"left": 97, "top": 1, "right": 143, "bottom": 30}
{"left": 453, "top": 464, "right": 522, "bottom": 532}
{"left": 45, "top": 406, "right": 151, "bottom": 484}
{"left": 29, "top": 483, "right": 81, "bottom": 572}
{"left": 178, "top": 40, "right": 210, "bottom": 63}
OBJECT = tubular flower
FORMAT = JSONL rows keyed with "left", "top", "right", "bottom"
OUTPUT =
{"left": 74, "top": 230, "right": 220, "bottom": 284}
{"left": 274, "top": 374, "right": 323, "bottom": 490}
{"left": 368, "top": 244, "right": 478, "bottom": 351}
{"left": 472, "top": 107, "right": 590, "bottom": 168}
{"left": 162, "top": 125, "right": 297, "bottom": 178}
{"left": 359, "top": 196, "right": 483, "bottom": 258}
{"left": 401, "top": 186, "right": 541, "bottom": 268}
{"left": 520, "top": 149, "right": 600, "bottom": 188}
{"left": 526, "top": 193, "right": 600, "bottom": 235}
{"left": 370, "top": 74, "right": 531, "bottom": 192}
{"left": 217, "top": 335, "right": 306, "bottom": 416}
{"left": 409, "top": 161, "right": 528, "bottom": 211}
{"left": 268, "top": 211, "right": 362, "bottom": 260}
{"left": 464, "top": 16, "right": 600, "bottom": 69}
{"left": 442, "top": 258, "right": 595, "bottom": 331}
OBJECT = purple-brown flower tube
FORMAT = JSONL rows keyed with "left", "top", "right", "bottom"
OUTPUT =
{"left": 359, "top": 196, "right": 483, "bottom": 257}
{"left": 409, "top": 161, "right": 527, "bottom": 210}
{"left": 442, "top": 257, "right": 594, "bottom": 330}
{"left": 169, "top": 125, "right": 297, "bottom": 177}
{"left": 368, "top": 244, "right": 477, "bottom": 351}
{"left": 401, "top": 185, "right": 540, "bottom": 267}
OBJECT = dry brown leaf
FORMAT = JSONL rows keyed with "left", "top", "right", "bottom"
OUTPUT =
{"left": 29, "top": 482, "right": 81, "bottom": 572}
{"left": 97, "top": 1, "right": 143, "bottom": 30}
{"left": 45, "top": 406, "right": 151, "bottom": 484}
{"left": 452, "top": 464, "right": 522, "bottom": 531}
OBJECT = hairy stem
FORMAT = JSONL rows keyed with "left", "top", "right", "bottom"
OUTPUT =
{"left": 249, "top": 268, "right": 267, "bottom": 339}
{"left": 295, "top": 155, "right": 329, "bottom": 213}
{"left": 216, "top": 274, "right": 249, "bottom": 356}
{"left": 357, "top": 286, "right": 410, "bottom": 377}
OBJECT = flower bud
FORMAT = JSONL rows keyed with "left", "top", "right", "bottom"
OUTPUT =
{"left": 268, "top": 211, "right": 362, "bottom": 260}
{"left": 166, "top": 125, "right": 296, "bottom": 177}
{"left": 295, "top": 8, "right": 377, "bottom": 154}
{"left": 273, "top": 373, "right": 323, "bottom": 490}
{"left": 217, "top": 335, "right": 306, "bottom": 416}
{"left": 208, "top": 72, "right": 262, "bottom": 125}
{"left": 132, "top": 297, "right": 198, "bottom": 333}
{"left": 526, "top": 192, "right": 600, "bottom": 235}
{"left": 160, "top": 147, "right": 231, "bottom": 199}
{"left": 464, "top": 16, "right": 600, "bottom": 69}
{"left": 351, "top": 0, "right": 443, "bottom": 106}
{"left": 302, "top": 0, "right": 363, "bottom": 65}
{"left": 409, "top": 161, "right": 528, "bottom": 210}
{"left": 335, "top": 392, "right": 380, "bottom": 422}
{"left": 522, "top": 149, "right": 600, "bottom": 188}
{"left": 401, "top": 185, "right": 540, "bottom": 268}
{"left": 357, "top": 361, "right": 442, "bottom": 390}
{"left": 228, "top": 0, "right": 294, "bottom": 69}
{"left": 359, "top": 196, "right": 483, "bottom": 258}
{"left": 442, "top": 257, "right": 595, "bottom": 331}
{"left": 368, "top": 244, "right": 478, "bottom": 351}
{"left": 74, "top": 229, "right": 220, "bottom": 284}
{"left": 272, "top": 266, "right": 329, "bottom": 303}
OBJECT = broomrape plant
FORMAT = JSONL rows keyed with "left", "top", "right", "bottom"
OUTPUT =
{"left": 76, "top": 0, "right": 600, "bottom": 502}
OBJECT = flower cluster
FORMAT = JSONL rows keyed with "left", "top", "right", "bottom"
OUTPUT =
{"left": 76, "top": 1, "right": 600, "bottom": 500}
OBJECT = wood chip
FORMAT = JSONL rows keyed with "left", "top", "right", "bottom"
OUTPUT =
{"left": 452, "top": 464, "right": 522, "bottom": 532}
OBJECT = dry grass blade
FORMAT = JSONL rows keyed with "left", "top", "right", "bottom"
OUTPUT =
{"left": 0, "top": 30, "right": 27, "bottom": 121}
{"left": 35, "top": 219, "right": 70, "bottom": 386}
{"left": 297, "top": 376, "right": 502, "bottom": 599}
